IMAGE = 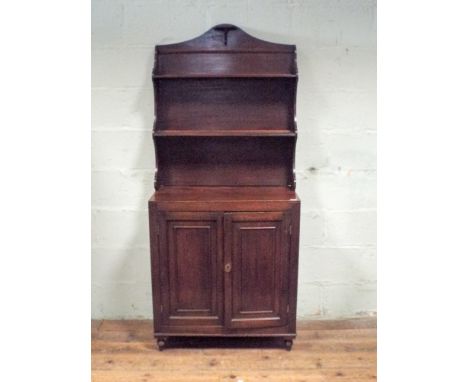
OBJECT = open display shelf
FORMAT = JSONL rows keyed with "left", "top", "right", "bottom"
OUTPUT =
{"left": 153, "top": 74, "right": 297, "bottom": 78}
{"left": 153, "top": 130, "right": 296, "bottom": 137}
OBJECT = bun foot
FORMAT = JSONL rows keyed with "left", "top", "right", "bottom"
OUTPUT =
{"left": 157, "top": 338, "right": 167, "bottom": 351}
{"left": 284, "top": 339, "right": 293, "bottom": 351}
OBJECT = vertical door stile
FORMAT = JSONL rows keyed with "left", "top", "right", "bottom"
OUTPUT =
{"left": 282, "top": 211, "right": 292, "bottom": 318}
{"left": 216, "top": 213, "right": 224, "bottom": 322}
{"left": 158, "top": 211, "right": 170, "bottom": 326}
{"left": 223, "top": 213, "right": 233, "bottom": 328}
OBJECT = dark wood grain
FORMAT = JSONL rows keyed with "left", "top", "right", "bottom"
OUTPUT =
{"left": 148, "top": 25, "right": 301, "bottom": 350}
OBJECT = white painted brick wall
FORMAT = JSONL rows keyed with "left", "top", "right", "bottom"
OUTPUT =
{"left": 92, "top": 0, "right": 377, "bottom": 319}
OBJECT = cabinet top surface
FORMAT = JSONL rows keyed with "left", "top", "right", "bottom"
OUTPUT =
{"left": 150, "top": 187, "right": 299, "bottom": 203}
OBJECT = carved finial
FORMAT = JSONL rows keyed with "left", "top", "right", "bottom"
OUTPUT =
{"left": 213, "top": 24, "right": 238, "bottom": 46}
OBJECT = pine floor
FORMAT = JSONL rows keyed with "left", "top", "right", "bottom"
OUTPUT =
{"left": 92, "top": 318, "right": 377, "bottom": 382}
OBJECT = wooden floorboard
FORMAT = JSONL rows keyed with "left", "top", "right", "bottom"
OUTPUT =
{"left": 92, "top": 318, "right": 377, "bottom": 382}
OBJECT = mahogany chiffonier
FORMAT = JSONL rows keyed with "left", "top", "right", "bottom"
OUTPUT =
{"left": 148, "top": 25, "right": 300, "bottom": 351}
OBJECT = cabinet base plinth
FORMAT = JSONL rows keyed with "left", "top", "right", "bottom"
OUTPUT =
{"left": 154, "top": 334, "right": 295, "bottom": 351}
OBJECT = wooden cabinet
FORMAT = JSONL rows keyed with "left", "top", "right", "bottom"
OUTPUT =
{"left": 148, "top": 25, "right": 300, "bottom": 350}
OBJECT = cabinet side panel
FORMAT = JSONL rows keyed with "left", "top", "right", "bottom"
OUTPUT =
{"left": 288, "top": 202, "right": 300, "bottom": 333}
{"left": 148, "top": 202, "right": 162, "bottom": 334}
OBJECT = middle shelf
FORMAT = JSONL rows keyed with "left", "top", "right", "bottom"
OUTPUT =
{"left": 153, "top": 129, "right": 296, "bottom": 137}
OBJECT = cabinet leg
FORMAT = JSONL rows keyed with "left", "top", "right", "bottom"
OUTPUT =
{"left": 157, "top": 337, "right": 167, "bottom": 351}
{"left": 284, "top": 339, "right": 293, "bottom": 351}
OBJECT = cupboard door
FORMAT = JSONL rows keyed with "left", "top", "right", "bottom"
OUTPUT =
{"left": 158, "top": 212, "right": 223, "bottom": 327}
{"left": 224, "top": 212, "right": 290, "bottom": 329}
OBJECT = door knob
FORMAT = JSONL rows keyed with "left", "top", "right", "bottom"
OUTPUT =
{"left": 224, "top": 263, "right": 232, "bottom": 273}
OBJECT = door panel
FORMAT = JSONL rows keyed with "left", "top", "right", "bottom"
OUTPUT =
{"left": 224, "top": 212, "right": 290, "bottom": 329}
{"left": 159, "top": 212, "right": 223, "bottom": 327}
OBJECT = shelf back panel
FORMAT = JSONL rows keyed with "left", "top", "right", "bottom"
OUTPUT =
{"left": 156, "top": 52, "right": 296, "bottom": 77}
{"left": 155, "top": 78, "right": 296, "bottom": 131}
{"left": 156, "top": 137, "right": 294, "bottom": 188}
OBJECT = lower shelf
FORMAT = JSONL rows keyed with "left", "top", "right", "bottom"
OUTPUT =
{"left": 155, "top": 331, "right": 296, "bottom": 338}
{"left": 153, "top": 129, "right": 296, "bottom": 137}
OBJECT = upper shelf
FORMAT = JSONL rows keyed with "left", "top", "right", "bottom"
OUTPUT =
{"left": 154, "top": 25, "right": 297, "bottom": 78}
{"left": 153, "top": 129, "right": 296, "bottom": 137}
{"left": 153, "top": 73, "right": 297, "bottom": 79}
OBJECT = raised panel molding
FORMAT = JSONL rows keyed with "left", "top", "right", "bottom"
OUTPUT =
{"left": 170, "top": 224, "right": 213, "bottom": 314}
{"left": 237, "top": 225, "right": 278, "bottom": 315}
{"left": 225, "top": 212, "right": 290, "bottom": 330}
{"left": 158, "top": 213, "right": 223, "bottom": 327}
